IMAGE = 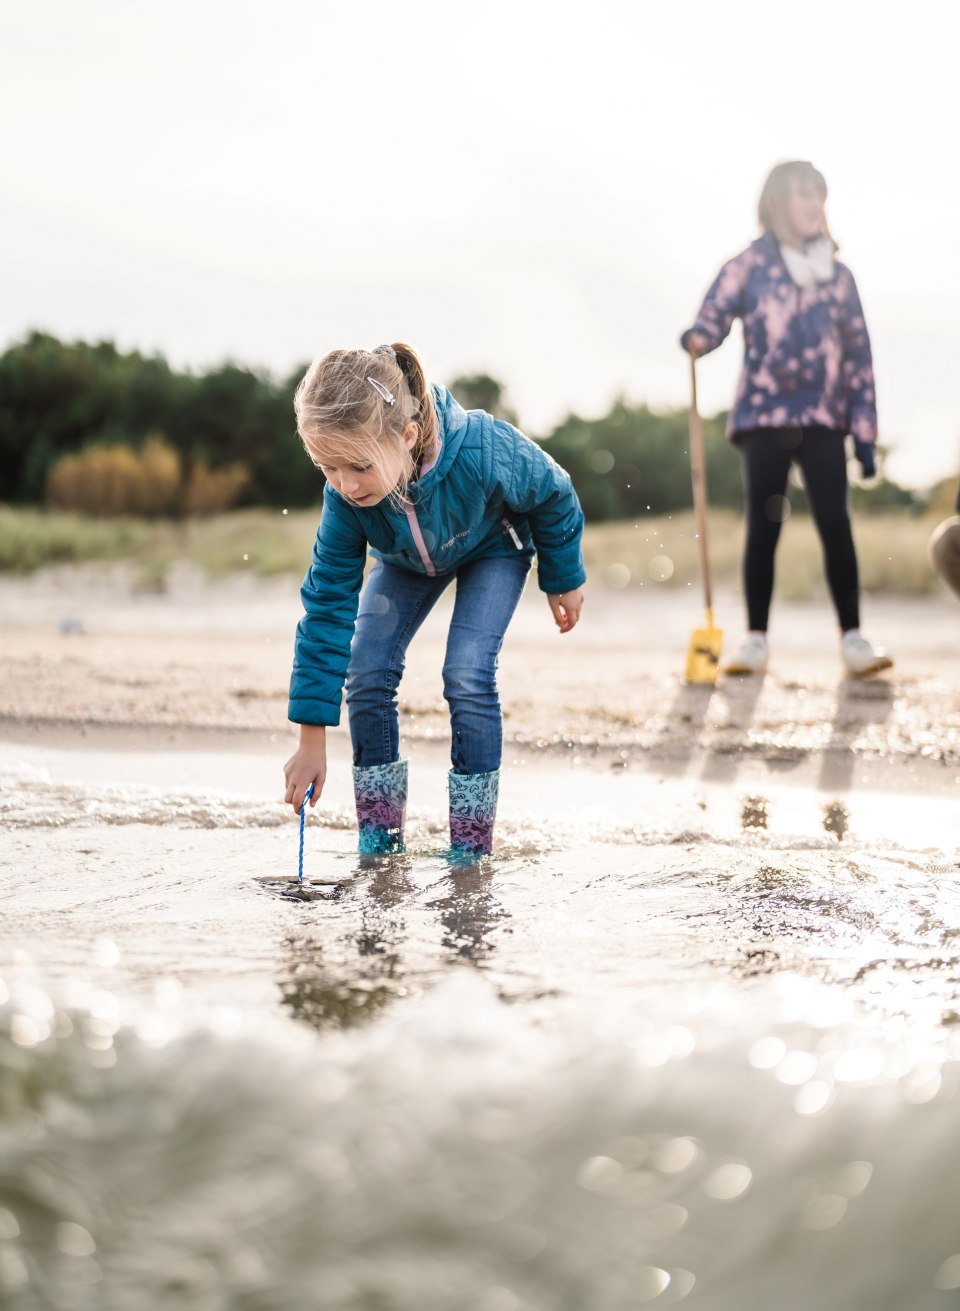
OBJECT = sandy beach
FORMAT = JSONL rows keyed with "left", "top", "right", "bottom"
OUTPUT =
{"left": 4, "top": 565, "right": 960, "bottom": 1310}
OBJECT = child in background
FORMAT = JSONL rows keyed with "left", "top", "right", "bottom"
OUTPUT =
{"left": 284, "top": 343, "right": 586, "bottom": 857}
{"left": 681, "top": 160, "right": 892, "bottom": 677}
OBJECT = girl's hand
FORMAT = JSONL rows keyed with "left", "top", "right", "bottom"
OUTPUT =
{"left": 685, "top": 331, "right": 709, "bottom": 358}
{"left": 284, "top": 724, "right": 328, "bottom": 814}
{"left": 548, "top": 588, "right": 585, "bottom": 634}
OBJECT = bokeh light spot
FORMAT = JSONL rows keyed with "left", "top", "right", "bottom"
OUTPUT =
{"left": 604, "top": 563, "right": 632, "bottom": 589}
{"left": 55, "top": 1222, "right": 96, "bottom": 1257}
{"left": 934, "top": 1255, "right": 960, "bottom": 1291}
{"left": 704, "top": 1162, "right": 752, "bottom": 1200}
{"left": 648, "top": 555, "right": 674, "bottom": 582}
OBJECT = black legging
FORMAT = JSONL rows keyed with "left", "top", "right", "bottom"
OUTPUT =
{"left": 737, "top": 427, "right": 859, "bottom": 632}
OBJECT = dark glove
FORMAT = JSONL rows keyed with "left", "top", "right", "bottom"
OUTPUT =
{"left": 853, "top": 439, "right": 877, "bottom": 479}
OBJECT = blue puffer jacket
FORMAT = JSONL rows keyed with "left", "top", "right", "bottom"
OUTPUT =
{"left": 289, "top": 385, "right": 586, "bottom": 726}
{"left": 681, "top": 234, "right": 877, "bottom": 447}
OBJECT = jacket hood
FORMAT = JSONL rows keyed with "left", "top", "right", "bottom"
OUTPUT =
{"left": 409, "top": 384, "right": 475, "bottom": 492}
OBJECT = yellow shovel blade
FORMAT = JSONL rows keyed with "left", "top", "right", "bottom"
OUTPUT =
{"left": 685, "top": 622, "right": 724, "bottom": 684}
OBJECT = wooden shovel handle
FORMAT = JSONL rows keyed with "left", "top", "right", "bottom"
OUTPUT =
{"left": 689, "top": 356, "right": 713, "bottom": 613}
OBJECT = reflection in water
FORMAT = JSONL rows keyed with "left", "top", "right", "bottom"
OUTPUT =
{"left": 823, "top": 800, "right": 850, "bottom": 842}
{"left": 280, "top": 857, "right": 511, "bottom": 1029}
{"left": 740, "top": 794, "right": 769, "bottom": 830}
{"left": 426, "top": 863, "right": 509, "bottom": 965}
{"left": 701, "top": 673, "right": 767, "bottom": 786}
{"left": 281, "top": 856, "right": 416, "bottom": 1031}
{"left": 365, "top": 857, "right": 418, "bottom": 913}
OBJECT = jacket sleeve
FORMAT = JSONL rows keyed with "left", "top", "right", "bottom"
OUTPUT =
{"left": 680, "top": 250, "right": 750, "bottom": 355}
{"left": 488, "top": 420, "right": 586, "bottom": 594}
{"left": 837, "top": 267, "right": 878, "bottom": 445}
{"left": 288, "top": 486, "right": 368, "bottom": 726}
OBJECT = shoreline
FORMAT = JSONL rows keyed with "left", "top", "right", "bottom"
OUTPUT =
{"left": 3, "top": 700, "right": 959, "bottom": 803}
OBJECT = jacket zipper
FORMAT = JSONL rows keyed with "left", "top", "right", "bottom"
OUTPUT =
{"left": 502, "top": 517, "right": 523, "bottom": 550}
{"left": 403, "top": 499, "right": 436, "bottom": 576}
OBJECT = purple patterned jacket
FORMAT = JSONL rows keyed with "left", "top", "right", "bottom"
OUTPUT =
{"left": 681, "top": 234, "right": 877, "bottom": 446}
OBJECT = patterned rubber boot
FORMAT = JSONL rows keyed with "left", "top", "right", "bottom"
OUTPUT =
{"left": 353, "top": 759, "right": 408, "bottom": 855}
{"left": 448, "top": 768, "right": 500, "bottom": 858}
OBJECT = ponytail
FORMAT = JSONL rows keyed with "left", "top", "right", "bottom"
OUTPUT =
{"left": 391, "top": 342, "right": 438, "bottom": 466}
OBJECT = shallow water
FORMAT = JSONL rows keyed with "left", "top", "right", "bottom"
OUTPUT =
{"left": 2, "top": 738, "right": 960, "bottom": 1308}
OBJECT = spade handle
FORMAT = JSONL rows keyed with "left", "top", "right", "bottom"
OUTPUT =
{"left": 689, "top": 356, "right": 714, "bottom": 613}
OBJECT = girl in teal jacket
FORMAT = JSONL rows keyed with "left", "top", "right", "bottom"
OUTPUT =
{"left": 284, "top": 343, "right": 586, "bottom": 858}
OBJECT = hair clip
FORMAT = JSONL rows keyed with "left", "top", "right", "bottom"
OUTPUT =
{"left": 366, "top": 377, "right": 396, "bottom": 405}
{"left": 373, "top": 344, "right": 396, "bottom": 358}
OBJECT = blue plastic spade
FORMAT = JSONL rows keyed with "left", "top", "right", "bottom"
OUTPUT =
{"left": 298, "top": 781, "right": 315, "bottom": 885}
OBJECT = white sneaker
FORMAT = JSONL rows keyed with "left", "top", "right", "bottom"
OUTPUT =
{"left": 841, "top": 629, "right": 893, "bottom": 677}
{"left": 724, "top": 632, "right": 768, "bottom": 675}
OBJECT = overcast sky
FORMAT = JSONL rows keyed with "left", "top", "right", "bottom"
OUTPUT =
{"left": 3, "top": 0, "right": 958, "bottom": 487}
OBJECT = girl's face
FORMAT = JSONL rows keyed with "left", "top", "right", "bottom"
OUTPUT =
{"left": 315, "top": 422, "right": 419, "bottom": 507}
{"left": 783, "top": 179, "right": 826, "bottom": 246}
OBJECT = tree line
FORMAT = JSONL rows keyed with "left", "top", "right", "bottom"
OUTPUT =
{"left": 0, "top": 332, "right": 924, "bottom": 518}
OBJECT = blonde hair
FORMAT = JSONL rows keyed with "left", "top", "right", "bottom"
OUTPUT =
{"left": 294, "top": 342, "right": 438, "bottom": 502}
{"left": 758, "top": 160, "right": 837, "bottom": 249}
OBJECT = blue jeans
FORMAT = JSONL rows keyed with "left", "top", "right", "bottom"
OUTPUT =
{"left": 345, "top": 555, "right": 530, "bottom": 775}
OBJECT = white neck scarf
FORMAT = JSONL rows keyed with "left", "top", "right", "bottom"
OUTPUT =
{"left": 779, "top": 235, "right": 835, "bottom": 288}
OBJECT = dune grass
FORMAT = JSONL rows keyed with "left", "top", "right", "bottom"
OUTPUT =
{"left": 0, "top": 504, "right": 946, "bottom": 597}
{"left": 0, "top": 506, "right": 158, "bottom": 573}
{"left": 583, "top": 508, "right": 943, "bottom": 597}
{"left": 0, "top": 506, "right": 316, "bottom": 586}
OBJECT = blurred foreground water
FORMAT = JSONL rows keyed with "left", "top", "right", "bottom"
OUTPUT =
{"left": 2, "top": 732, "right": 960, "bottom": 1311}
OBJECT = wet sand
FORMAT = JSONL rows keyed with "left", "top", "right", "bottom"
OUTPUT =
{"left": 4, "top": 563, "right": 959, "bottom": 970}
{"left": 1, "top": 563, "right": 959, "bottom": 786}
